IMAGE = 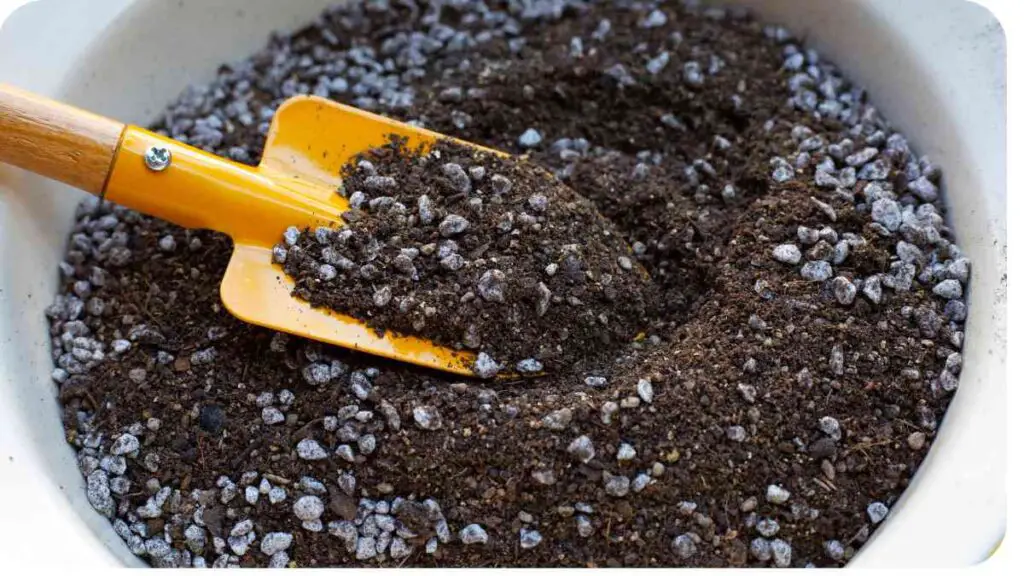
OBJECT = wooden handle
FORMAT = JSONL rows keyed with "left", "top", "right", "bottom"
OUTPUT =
{"left": 0, "top": 84, "right": 125, "bottom": 194}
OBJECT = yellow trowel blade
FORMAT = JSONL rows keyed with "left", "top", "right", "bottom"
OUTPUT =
{"left": 105, "top": 96, "right": 503, "bottom": 376}
{"left": 233, "top": 97, "right": 505, "bottom": 376}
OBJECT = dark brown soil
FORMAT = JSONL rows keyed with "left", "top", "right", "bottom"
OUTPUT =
{"left": 51, "top": 0, "right": 964, "bottom": 569}
{"left": 283, "top": 138, "right": 652, "bottom": 372}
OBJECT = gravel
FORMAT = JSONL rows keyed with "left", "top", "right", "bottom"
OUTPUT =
{"left": 459, "top": 524, "right": 489, "bottom": 545}
{"left": 932, "top": 279, "right": 963, "bottom": 299}
{"left": 604, "top": 475, "right": 630, "bottom": 497}
{"left": 567, "top": 436, "right": 596, "bottom": 463}
{"left": 109, "top": 434, "right": 140, "bottom": 456}
{"left": 637, "top": 378, "right": 654, "bottom": 403}
{"left": 543, "top": 408, "right": 573, "bottom": 430}
{"left": 772, "top": 244, "right": 802, "bottom": 264}
{"left": 672, "top": 534, "right": 698, "bottom": 559}
{"left": 518, "top": 128, "right": 543, "bottom": 148}
{"left": 766, "top": 485, "right": 791, "bottom": 504}
{"left": 866, "top": 501, "right": 889, "bottom": 524}
{"left": 296, "top": 438, "right": 329, "bottom": 460}
{"left": 293, "top": 496, "right": 324, "bottom": 522}
{"left": 800, "top": 261, "right": 833, "bottom": 281}
{"left": 413, "top": 406, "right": 443, "bottom": 430}
{"left": 519, "top": 529, "right": 543, "bottom": 549}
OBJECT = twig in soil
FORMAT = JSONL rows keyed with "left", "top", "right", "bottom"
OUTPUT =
{"left": 812, "top": 477, "right": 834, "bottom": 492}
{"left": 290, "top": 419, "right": 322, "bottom": 443}
{"left": 196, "top": 435, "right": 207, "bottom": 472}
{"left": 842, "top": 438, "right": 892, "bottom": 457}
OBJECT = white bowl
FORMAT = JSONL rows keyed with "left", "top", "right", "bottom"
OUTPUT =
{"left": 0, "top": 0, "right": 1005, "bottom": 567}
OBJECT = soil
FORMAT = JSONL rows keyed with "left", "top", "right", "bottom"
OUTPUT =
{"left": 49, "top": 0, "right": 965, "bottom": 569}
{"left": 283, "top": 138, "right": 653, "bottom": 372}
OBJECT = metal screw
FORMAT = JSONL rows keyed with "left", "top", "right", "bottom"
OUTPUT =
{"left": 144, "top": 146, "right": 172, "bottom": 172}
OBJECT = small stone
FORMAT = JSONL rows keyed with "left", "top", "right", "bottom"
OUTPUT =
{"left": 801, "top": 261, "right": 833, "bottom": 281}
{"left": 772, "top": 244, "right": 801, "bottom": 264}
{"left": 825, "top": 539, "right": 846, "bottom": 561}
{"left": 144, "top": 538, "right": 172, "bottom": 558}
{"left": 373, "top": 286, "right": 392, "bottom": 308}
{"left": 766, "top": 485, "right": 790, "bottom": 504}
{"left": 833, "top": 277, "right": 857, "bottom": 305}
{"left": 863, "top": 275, "right": 883, "bottom": 303}
{"left": 640, "top": 8, "right": 667, "bottom": 28}
{"left": 520, "top": 528, "right": 543, "bottom": 549}
{"left": 584, "top": 376, "right": 607, "bottom": 388}
{"left": 819, "top": 416, "right": 842, "bottom": 439}
{"left": 726, "top": 426, "right": 747, "bottom": 442}
{"left": 390, "top": 537, "right": 413, "bottom": 559}
{"left": 845, "top": 147, "right": 879, "bottom": 167}
{"left": 298, "top": 476, "right": 327, "bottom": 495}
{"left": 948, "top": 258, "right": 971, "bottom": 283}
{"left": 908, "top": 176, "right": 939, "bottom": 202}
{"left": 355, "top": 536, "right": 376, "bottom": 560}
{"left": 637, "top": 378, "right": 654, "bottom": 403}
{"left": 528, "top": 194, "right": 549, "bottom": 213}
{"left": 318, "top": 264, "right": 337, "bottom": 281}
{"left": 632, "top": 473, "right": 652, "bottom": 492}
{"left": 474, "top": 353, "right": 501, "bottom": 379}
{"left": 413, "top": 406, "right": 443, "bottom": 430}
{"left": 866, "top": 501, "right": 889, "bottom": 524}
{"left": 672, "top": 534, "right": 698, "bottom": 559}
{"left": 459, "top": 524, "right": 489, "bottom": 545}
{"left": 358, "top": 434, "right": 377, "bottom": 455}
{"left": 576, "top": 515, "right": 594, "bottom": 538}
{"left": 110, "top": 434, "right": 140, "bottom": 456}
{"left": 771, "top": 539, "right": 792, "bottom": 567}
{"left": 567, "top": 436, "right": 596, "bottom": 463}
{"left": 532, "top": 469, "right": 556, "bottom": 485}
{"left": 797, "top": 226, "right": 820, "bottom": 245}
{"left": 543, "top": 408, "right": 573, "bottom": 430}
{"left": 516, "top": 358, "right": 544, "bottom": 374}
{"left": 756, "top": 518, "right": 780, "bottom": 537}
{"left": 770, "top": 157, "right": 795, "bottom": 182}
{"left": 830, "top": 345, "right": 845, "bottom": 376}
{"left": 86, "top": 470, "right": 114, "bottom": 517}
{"left": 262, "top": 407, "right": 285, "bottom": 425}
{"left": 833, "top": 240, "right": 850, "bottom": 265}
{"left": 908, "top": 432, "right": 927, "bottom": 451}
{"left": 296, "top": 438, "right": 328, "bottom": 460}
{"left": 268, "top": 552, "right": 289, "bottom": 568}
{"left": 738, "top": 384, "right": 757, "bottom": 403}
{"left": 871, "top": 198, "right": 902, "bottom": 231}
{"left": 750, "top": 537, "right": 772, "bottom": 562}
{"left": 158, "top": 235, "right": 176, "bottom": 252}
{"left": 638, "top": 48, "right": 671, "bottom": 76}
{"left": 518, "top": 128, "right": 543, "bottom": 148}
{"left": 491, "top": 174, "right": 512, "bottom": 195}
{"left": 605, "top": 475, "right": 630, "bottom": 497}
{"left": 293, "top": 495, "right": 324, "bottom": 521}
{"left": 933, "top": 279, "right": 963, "bottom": 299}
{"left": 230, "top": 519, "right": 254, "bottom": 537}
{"left": 616, "top": 443, "right": 637, "bottom": 461}
{"left": 441, "top": 163, "right": 471, "bottom": 194}
{"left": 439, "top": 214, "right": 470, "bottom": 237}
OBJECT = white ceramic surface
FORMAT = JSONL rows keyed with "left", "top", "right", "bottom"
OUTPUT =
{"left": 0, "top": 0, "right": 1006, "bottom": 568}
